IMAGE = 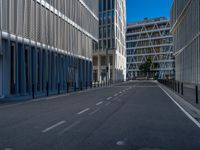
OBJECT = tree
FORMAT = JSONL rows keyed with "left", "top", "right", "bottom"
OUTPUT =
{"left": 139, "top": 57, "right": 152, "bottom": 77}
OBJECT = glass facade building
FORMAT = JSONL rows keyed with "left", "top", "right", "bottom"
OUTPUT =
{"left": 171, "top": 0, "right": 200, "bottom": 83}
{"left": 126, "top": 17, "right": 175, "bottom": 79}
{"left": 0, "top": 0, "right": 98, "bottom": 99}
{"left": 93, "top": 0, "right": 126, "bottom": 82}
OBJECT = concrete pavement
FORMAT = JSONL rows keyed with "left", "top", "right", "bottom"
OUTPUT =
{"left": 0, "top": 81, "right": 200, "bottom": 150}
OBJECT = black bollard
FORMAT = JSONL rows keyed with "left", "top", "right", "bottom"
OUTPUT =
{"left": 58, "top": 83, "right": 60, "bottom": 94}
{"left": 32, "top": 83, "right": 35, "bottom": 99}
{"left": 196, "top": 85, "right": 198, "bottom": 104}
{"left": 74, "top": 82, "right": 76, "bottom": 91}
{"left": 181, "top": 83, "right": 183, "bottom": 95}
{"left": 46, "top": 82, "right": 49, "bottom": 96}
{"left": 67, "top": 82, "right": 69, "bottom": 93}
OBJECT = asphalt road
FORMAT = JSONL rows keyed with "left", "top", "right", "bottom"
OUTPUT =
{"left": 0, "top": 81, "right": 200, "bottom": 150}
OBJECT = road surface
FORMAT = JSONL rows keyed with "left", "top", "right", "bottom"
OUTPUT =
{"left": 0, "top": 81, "right": 200, "bottom": 150}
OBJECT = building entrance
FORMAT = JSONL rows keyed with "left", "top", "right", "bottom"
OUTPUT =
{"left": 0, "top": 55, "right": 3, "bottom": 96}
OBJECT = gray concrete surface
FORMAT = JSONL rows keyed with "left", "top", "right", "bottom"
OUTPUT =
{"left": 0, "top": 81, "right": 200, "bottom": 150}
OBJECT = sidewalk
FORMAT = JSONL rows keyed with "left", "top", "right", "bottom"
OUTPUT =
{"left": 157, "top": 81, "right": 200, "bottom": 124}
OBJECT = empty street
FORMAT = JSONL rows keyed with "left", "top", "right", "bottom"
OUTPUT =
{"left": 0, "top": 81, "right": 200, "bottom": 150}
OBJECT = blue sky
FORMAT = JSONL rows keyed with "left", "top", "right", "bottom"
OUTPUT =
{"left": 126, "top": 0, "right": 173, "bottom": 23}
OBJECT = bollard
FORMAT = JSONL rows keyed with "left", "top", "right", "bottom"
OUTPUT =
{"left": 46, "top": 82, "right": 49, "bottom": 96}
{"left": 86, "top": 82, "right": 88, "bottom": 89}
{"left": 181, "top": 83, "right": 183, "bottom": 95}
{"left": 32, "top": 83, "right": 35, "bottom": 99}
{"left": 178, "top": 82, "right": 180, "bottom": 93}
{"left": 74, "top": 82, "right": 76, "bottom": 91}
{"left": 58, "top": 83, "right": 60, "bottom": 94}
{"left": 175, "top": 81, "right": 177, "bottom": 92}
{"left": 67, "top": 82, "right": 69, "bottom": 93}
{"left": 196, "top": 85, "right": 198, "bottom": 104}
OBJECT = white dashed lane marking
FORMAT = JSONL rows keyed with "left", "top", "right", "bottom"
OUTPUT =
{"left": 42, "top": 120, "right": 66, "bottom": 133}
{"left": 58, "top": 121, "right": 81, "bottom": 135}
{"left": 89, "top": 108, "right": 100, "bottom": 115}
{"left": 96, "top": 101, "right": 103, "bottom": 106}
{"left": 77, "top": 108, "right": 90, "bottom": 115}
{"left": 107, "top": 97, "right": 112, "bottom": 100}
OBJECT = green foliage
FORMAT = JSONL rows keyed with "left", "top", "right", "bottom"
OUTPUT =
{"left": 139, "top": 57, "right": 152, "bottom": 75}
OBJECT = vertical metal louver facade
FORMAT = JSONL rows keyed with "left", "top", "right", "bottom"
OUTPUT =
{"left": 0, "top": 0, "right": 99, "bottom": 99}
{"left": 171, "top": 0, "right": 200, "bottom": 83}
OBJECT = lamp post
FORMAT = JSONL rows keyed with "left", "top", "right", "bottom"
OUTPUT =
{"left": 106, "top": 48, "right": 109, "bottom": 85}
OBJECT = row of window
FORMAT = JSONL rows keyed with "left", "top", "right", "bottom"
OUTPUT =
{"left": 99, "top": 11, "right": 115, "bottom": 25}
{"left": 126, "top": 32, "right": 171, "bottom": 41}
{"left": 127, "top": 55, "right": 174, "bottom": 63}
{"left": 127, "top": 46, "right": 173, "bottom": 55}
{"left": 127, "top": 23, "right": 171, "bottom": 34}
{"left": 9, "top": 41, "right": 91, "bottom": 95}
{"left": 93, "top": 55, "right": 113, "bottom": 66}
{"left": 126, "top": 38, "right": 173, "bottom": 48}
{"left": 99, "top": 0, "right": 115, "bottom": 12}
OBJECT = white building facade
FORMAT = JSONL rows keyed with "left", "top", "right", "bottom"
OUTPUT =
{"left": 126, "top": 17, "right": 175, "bottom": 79}
{"left": 93, "top": 0, "right": 126, "bottom": 83}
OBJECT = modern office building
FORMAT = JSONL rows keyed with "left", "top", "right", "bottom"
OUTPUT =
{"left": 126, "top": 17, "right": 175, "bottom": 79}
{"left": 0, "top": 0, "right": 98, "bottom": 99}
{"left": 171, "top": 0, "right": 200, "bottom": 84}
{"left": 92, "top": 0, "right": 126, "bottom": 82}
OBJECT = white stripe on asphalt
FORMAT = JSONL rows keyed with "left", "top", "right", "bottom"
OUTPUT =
{"left": 77, "top": 108, "right": 90, "bottom": 115}
{"left": 58, "top": 121, "right": 81, "bottom": 135}
{"left": 107, "top": 97, "right": 112, "bottom": 100}
{"left": 96, "top": 101, "right": 103, "bottom": 106}
{"left": 89, "top": 108, "right": 100, "bottom": 115}
{"left": 114, "top": 94, "right": 118, "bottom": 97}
{"left": 42, "top": 120, "right": 66, "bottom": 133}
{"left": 159, "top": 85, "right": 200, "bottom": 128}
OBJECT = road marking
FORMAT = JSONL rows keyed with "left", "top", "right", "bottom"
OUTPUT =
{"left": 114, "top": 94, "right": 118, "bottom": 97}
{"left": 4, "top": 148, "right": 12, "bottom": 150}
{"left": 77, "top": 108, "right": 90, "bottom": 115}
{"left": 96, "top": 101, "right": 103, "bottom": 106}
{"left": 58, "top": 121, "right": 81, "bottom": 135}
{"left": 106, "top": 102, "right": 111, "bottom": 106}
{"left": 159, "top": 85, "right": 200, "bottom": 128}
{"left": 42, "top": 120, "right": 66, "bottom": 133}
{"left": 107, "top": 97, "right": 112, "bottom": 100}
{"left": 89, "top": 108, "right": 100, "bottom": 115}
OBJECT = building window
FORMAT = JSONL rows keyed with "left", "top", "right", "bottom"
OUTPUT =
{"left": 101, "top": 56, "right": 106, "bottom": 66}
{"left": 93, "top": 56, "right": 98, "bottom": 66}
